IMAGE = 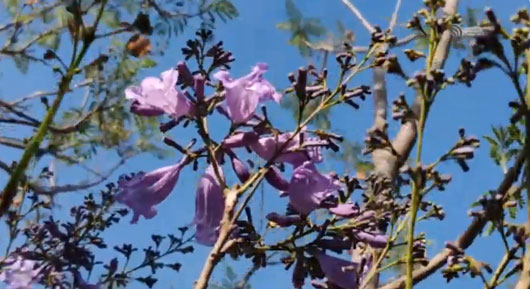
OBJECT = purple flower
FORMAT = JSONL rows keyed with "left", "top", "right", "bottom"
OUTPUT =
{"left": 0, "top": 257, "right": 41, "bottom": 289}
{"left": 125, "top": 68, "right": 192, "bottom": 118}
{"left": 329, "top": 203, "right": 360, "bottom": 218}
{"left": 229, "top": 154, "right": 250, "bottom": 183}
{"left": 353, "top": 231, "right": 388, "bottom": 248}
{"left": 193, "top": 165, "right": 225, "bottom": 246}
{"left": 116, "top": 161, "right": 185, "bottom": 224}
{"left": 249, "top": 133, "right": 323, "bottom": 167}
{"left": 288, "top": 162, "right": 340, "bottom": 215}
{"left": 214, "top": 63, "right": 281, "bottom": 123}
{"left": 314, "top": 252, "right": 359, "bottom": 289}
{"left": 222, "top": 132, "right": 259, "bottom": 149}
{"left": 222, "top": 131, "right": 325, "bottom": 167}
{"left": 265, "top": 166, "right": 289, "bottom": 192}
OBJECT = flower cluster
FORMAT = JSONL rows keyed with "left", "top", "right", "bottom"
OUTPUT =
{"left": 119, "top": 49, "right": 389, "bottom": 288}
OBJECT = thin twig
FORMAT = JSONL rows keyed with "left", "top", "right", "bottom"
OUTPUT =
{"left": 340, "top": 0, "right": 376, "bottom": 34}
{"left": 389, "top": 0, "right": 402, "bottom": 33}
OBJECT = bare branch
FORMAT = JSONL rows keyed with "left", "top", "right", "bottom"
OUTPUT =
{"left": 371, "top": 68, "right": 387, "bottom": 131}
{"left": 0, "top": 153, "right": 129, "bottom": 195}
{"left": 340, "top": 0, "right": 376, "bottom": 34}
{"left": 389, "top": 0, "right": 402, "bottom": 33}
{"left": 9, "top": 80, "right": 93, "bottom": 106}
{"left": 0, "top": 2, "right": 61, "bottom": 33}
{"left": 33, "top": 156, "right": 129, "bottom": 195}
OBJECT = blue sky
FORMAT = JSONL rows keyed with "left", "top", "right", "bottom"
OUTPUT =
{"left": 1, "top": 0, "right": 529, "bottom": 288}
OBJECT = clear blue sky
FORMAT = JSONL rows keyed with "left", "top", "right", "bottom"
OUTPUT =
{"left": 0, "top": 0, "right": 527, "bottom": 288}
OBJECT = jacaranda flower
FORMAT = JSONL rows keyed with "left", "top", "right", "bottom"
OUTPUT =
{"left": 125, "top": 68, "right": 192, "bottom": 119}
{"left": 228, "top": 153, "right": 250, "bottom": 183}
{"left": 0, "top": 257, "right": 41, "bottom": 289}
{"left": 249, "top": 133, "right": 323, "bottom": 167}
{"left": 222, "top": 131, "right": 325, "bottom": 167}
{"left": 265, "top": 166, "right": 289, "bottom": 192}
{"left": 288, "top": 161, "right": 340, "bottom": 215}
{"left": 193, "top": 165, "right": 225, "bottom": 246}
{"left": 314, "top": 252, "right": 359, "bottom": 289}
{"left": 214, "top": 63, "right": 281, "bottom": 123}
{"left": 353, "top": 231, "right": 388, "bottom": 248}
{"left": 116, "top": 161, "right": 185, "bottom": 224}
{"left": 329, "top": 203, "right": 360, "bottom": 218}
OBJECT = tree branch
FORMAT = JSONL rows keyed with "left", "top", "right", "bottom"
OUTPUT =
{"left": 379, "top": 150, "right": 525, "bottom": 289}
{"left": 389, "top": 0, "right": 402, "bottom": 33}
{"left": 340, "top": 0, "right": 376, "bottom": 34}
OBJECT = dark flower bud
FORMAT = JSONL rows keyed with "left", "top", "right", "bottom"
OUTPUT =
{"left": 177, "top": 61, "right": 193, "bottom": 87}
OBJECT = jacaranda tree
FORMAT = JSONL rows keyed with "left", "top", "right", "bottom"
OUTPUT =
{"left": 2, "top": 1, "right": 530, "bottom": 289}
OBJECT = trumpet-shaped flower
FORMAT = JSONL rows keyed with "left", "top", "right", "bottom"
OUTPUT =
{"left": 214, "top": 63, "right": 281, "bottom": 123}
{"left": 125, "top": 68, "right": 192, "bottom": 118}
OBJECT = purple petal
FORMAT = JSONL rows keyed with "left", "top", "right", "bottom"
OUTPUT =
{"left": 0, "top": 257, "right": 41, "bottom": 289}
{"left": 130, "top": 99, "right": 165, "bottom": 116}
{"left": 222, "top": 132, "right": 259, "bottom": 149}
{"left": 249, "top": 133, "right": 322, "bottom": 167}
{"left": 329, "top": 203, "right": 360, "bottom": 218}
{"left": 353, "top": 231, "right": 388, "bottom": 248}
{"left": 193, "top": 165, "right": 225, "bottom": 246}
{"left": 230, "top": 155, "right": 250, "bottom": 183}
{"left": 315, "top": 252, "right": 359, "bottom": 289}
{"left": 288, "top": 162, "right": 340, "bottom": 215}
{"left": 265, "top": 166, "right": 290, "bottom": 191}
{"left": 125, "top": 68, "right": 193, "bottom": 119}
{"left": 116, "top": 162, "right": 184, "bottom": 223}
{"left": 214, "top": 63, "right": 281, "bottom": 123}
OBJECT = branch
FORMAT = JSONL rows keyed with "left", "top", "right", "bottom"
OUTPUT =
{"left": 0, "top": 95, "right": 100, "bottom": 134}
{"left": 0, "top": 154, "right": 129, "bottom": 196}
{"left": 340, "top": 0, "right": 376, "bottom": 34}
{"left": 379, "top": 150, "right": 525, "bottom": 289}
{"left": 0, "top": 2, "right": 61, "bottom": 33}
{"left": 32, "top": 156, "right": 128, "bottom": 195}
{"left": 9, "top": 80, "right": 93, "bottom": 106}
{"left": 389, "top": 0, "right": 402, "bottom": 33}
{"left": 0, "top": 136, "right": 76, "bottom": 163}
{"left": 513, "top": 48, "right": 530, "bottom": 289}
{"left": 0, "top": 0, "right": 108, "bottom": 217}
{"left": 488, "top": 245, "right": 520, "bottom": 289}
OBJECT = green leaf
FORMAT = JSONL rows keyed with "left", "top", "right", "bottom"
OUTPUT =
{"left": 303, "top": 18, "right": 326, "bottom": 37}
{"left": 464, "top": 7, "right": 479, "bottom": 26}
{"left": 101, "top": 10, "right": 121, "bottom": 28}
{"left": 140, "top": 58, "right": 157, "bottom": 68}
{"left": 276, "top": 21, "right": 294, "bottom": 31}
{"left": 37, "top": 33, "right": 60, "bottom": 51}
{"left": 56, "top": 7, "right": 73, "bottom": 27}
{"left": 285, "top": 0, "right": 302, "bottom": 22}
{"left": 12, "top": 54, "right": 29, "bottom": 74}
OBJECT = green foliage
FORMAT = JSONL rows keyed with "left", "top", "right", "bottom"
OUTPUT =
{"left": 483, "top": 125, "right": 523, "bottom": 172}
{"left": 11, "top": 54, "right": 29, "bottom": 74}
{"left": 210, "top": 0, "right": 239, "bottom": 23}
{"left": 210, "top": 264, "right": 251, "bottom": 289}
{"left": 276, "top": 0, "right": 325, "bottom": 56}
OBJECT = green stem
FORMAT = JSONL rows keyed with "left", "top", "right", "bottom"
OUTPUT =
{"left": 0, "top": 0, "right": 107, "bottom": 217}
{"left": 405, "top": 181, "right": 420, "bottom": 289}
{"left": 524, "top": 50, "right": 530, "bottom": 251}
{"left": 405, "top": 21, "right": 435, "bottom": 289}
